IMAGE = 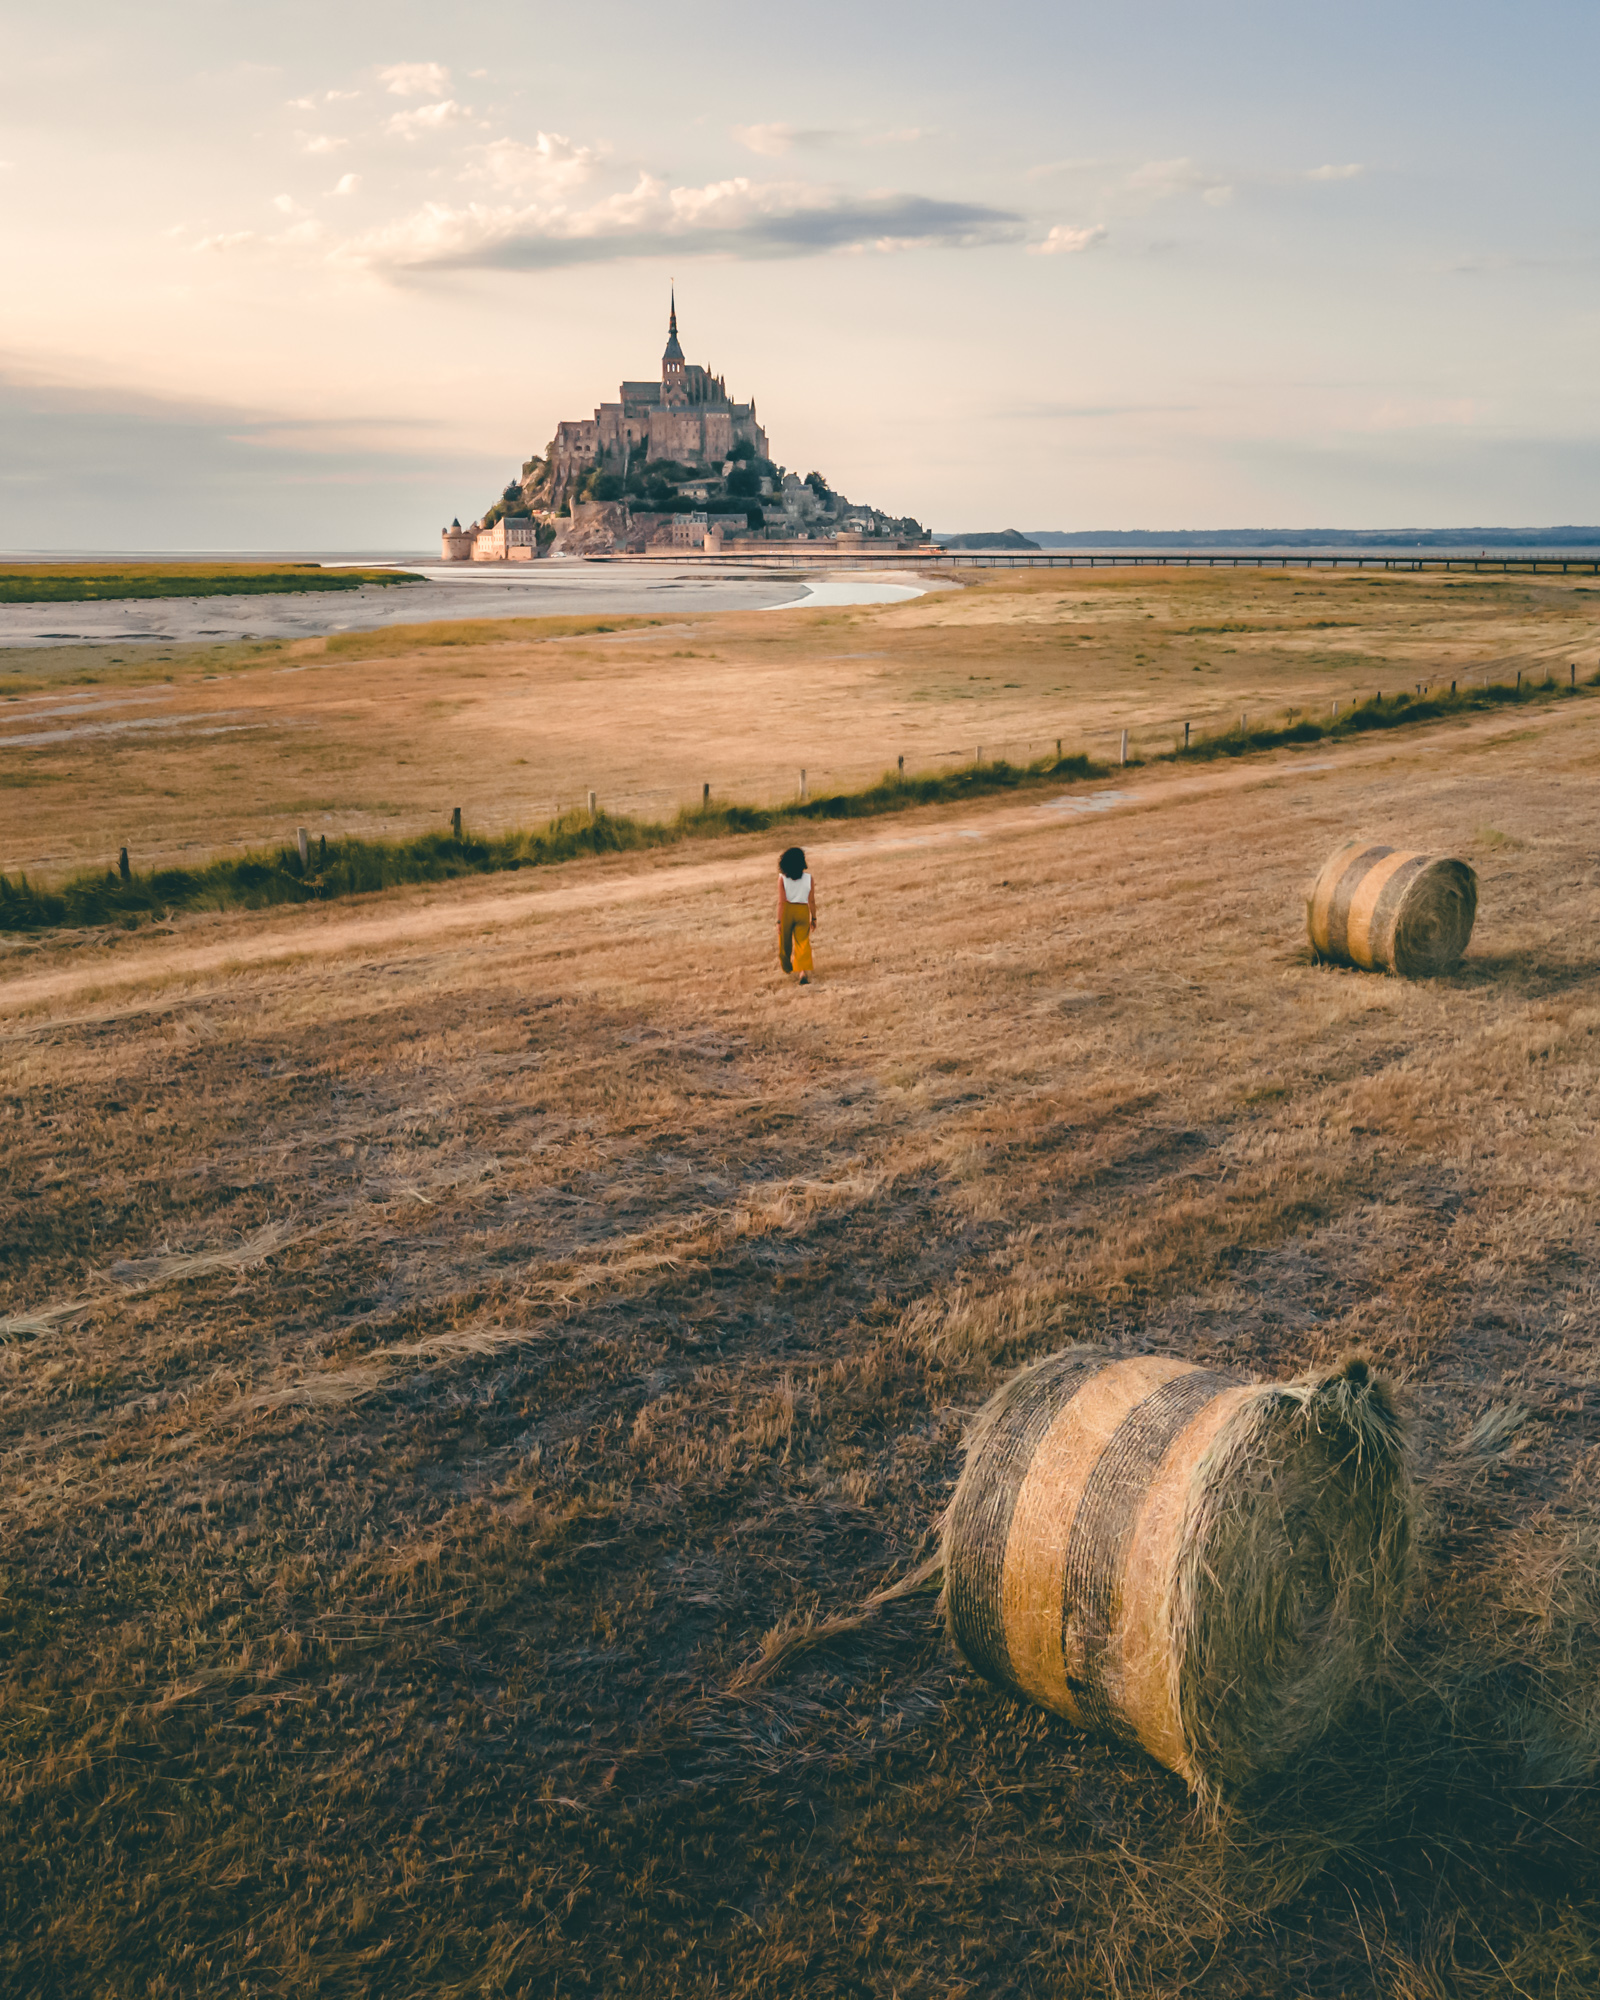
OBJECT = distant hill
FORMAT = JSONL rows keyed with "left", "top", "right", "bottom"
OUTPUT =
{"left": 932, "top": 529, "right": 1041, "bottom": 550}
{"left": 1017, "top": 527, "right": 1600, "bottom": 550}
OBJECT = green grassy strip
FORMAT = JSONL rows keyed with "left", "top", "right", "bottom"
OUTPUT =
{"left": 0, "top": 757, "right": 1104, "bottom": 935}
{"left": 2, "top": 669, "right": 1595, "bottom": 937}
{"left": 1166, "top": 665, "right": 1600, "bottom": 761}
{"left": 0, "top": 566, "right": 421, "bottom": 604}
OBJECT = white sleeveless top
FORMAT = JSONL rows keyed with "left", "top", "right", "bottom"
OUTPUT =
{"left": 781, "top": 870, "right": 812, "bottom": 904}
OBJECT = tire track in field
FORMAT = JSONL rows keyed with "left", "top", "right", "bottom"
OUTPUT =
{"left": 1, "top": 700, "right": 1589, "bottom": 1020}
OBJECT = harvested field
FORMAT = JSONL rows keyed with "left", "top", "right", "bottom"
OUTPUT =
{"left": 4, "top": 577, "right": 1600, "bottom": 1994}
{"left": 3, "top": 564, "right": 1598, "bottom": 879}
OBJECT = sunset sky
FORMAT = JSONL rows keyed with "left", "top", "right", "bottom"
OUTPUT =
{"left": 3, "top": 0, "right": 1595, "bottom": 548}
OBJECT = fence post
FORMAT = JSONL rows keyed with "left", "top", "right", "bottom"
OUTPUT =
{"left": 1573, "top": 663, "right": 1578, "bottom": 688}
{"left": 451, "top": 806, "right": 462, "bottom": 838}
{"left": 118, "top": 846, "right": 130, "bottom": 882}
{"left": 1240, "top": 712, "right": 1247, "bottom": 734}
{"left": 799, "top": 769, "right": 807, "bottom": 800}
{"left": 1332, "top": 700, "right": 1339, "bottom": 720}
{"left": 1056, "top": 737, "right": 1062, "bottom": 758}
{"left": 319, "top": 834, "right": 327, "bottom": 868}
{"left": 1516, "top": 670, "right": 1522, "bottom": 693}
{"left": 1450, "top": 681, "right": 1456, "bottom": 695}
{"left": 1183, "top": 721, "right": 1190, "bottom": 748}
{"left": 977, "top": 745, "right": 983, "bottom": 764}
{"left": 1119, "top": 729, "right": 1128, "bottom": 765}
{"left": 296, "top": 827, "right": 309, "bottom": 871}
{"left": 702, "top": 782, "right": 710, "bottom": 807}
{"left": 587, "top": 790, "right": 596, "bottom": 822}
{"left": 897, "top": 754, "right": 904, "bottom": 775}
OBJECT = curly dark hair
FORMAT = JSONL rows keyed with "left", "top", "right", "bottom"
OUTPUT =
{"left": 779, "top": 847, "right": 807, "bottom": 880}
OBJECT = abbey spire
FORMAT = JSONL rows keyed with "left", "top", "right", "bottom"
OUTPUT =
{"left": 664, "top": 288, "right": 688, "bottom": 400}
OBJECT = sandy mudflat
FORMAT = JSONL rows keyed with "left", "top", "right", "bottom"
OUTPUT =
{"left": 0, "top": 562, "right": 934, "bottom": 648}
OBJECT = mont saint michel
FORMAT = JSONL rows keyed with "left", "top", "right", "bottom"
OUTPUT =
{"left": 442, "top": 294, "right": 928, "bottom": 560}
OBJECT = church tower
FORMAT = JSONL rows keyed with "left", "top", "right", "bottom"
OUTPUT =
{"left": 662, "top": 288, "right": 686, "bottom": 406}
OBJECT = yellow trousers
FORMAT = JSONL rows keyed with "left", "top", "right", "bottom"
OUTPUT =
{"left": 780, "top": 904, "right": 813, "bottom": 975}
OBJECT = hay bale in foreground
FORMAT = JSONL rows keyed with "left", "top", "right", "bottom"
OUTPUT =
{"left": 1307, "top": 839, "right": 1477, "bottom": 976}
{"left": 942, "top": 1349, "right": 1411, "bottom": 1794}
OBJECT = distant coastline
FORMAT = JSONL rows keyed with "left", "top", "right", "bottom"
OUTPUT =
{"left": 936, "top": 525, "right": 1600, "bottom": 552}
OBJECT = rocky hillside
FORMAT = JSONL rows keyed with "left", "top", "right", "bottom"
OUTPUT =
{"left": 468, "top": 439, "right": 924, "bottom": 554}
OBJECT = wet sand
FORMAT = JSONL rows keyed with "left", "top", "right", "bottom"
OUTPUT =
{"left": 0, "top": 563, "right": 937, "bottom": 649}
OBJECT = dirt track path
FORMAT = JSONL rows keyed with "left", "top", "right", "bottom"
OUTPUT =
{"left": 1, "top": 701, "right": 1585, "bottom": 1019}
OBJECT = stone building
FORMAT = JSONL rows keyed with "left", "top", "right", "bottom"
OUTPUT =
{"left": 474, "top": 516, "right": 537, "bottom": 561}
{"left": 543, "top": 294, "right": 768, "bottom": 511}
{"left": 439, "top": 514, "right": 539, "bottom": 562}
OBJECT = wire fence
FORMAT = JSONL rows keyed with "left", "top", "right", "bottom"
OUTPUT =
{"left": 500, "top": 660, "right": 1588, "bottom": 831}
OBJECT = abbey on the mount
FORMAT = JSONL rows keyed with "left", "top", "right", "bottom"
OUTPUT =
{"left": 441, "top": 294, "right": 928, "bottom": 559}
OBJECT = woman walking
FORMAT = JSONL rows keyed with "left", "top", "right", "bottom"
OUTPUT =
{"left": 777, "top": 846, "right": 818, "bottom": 984}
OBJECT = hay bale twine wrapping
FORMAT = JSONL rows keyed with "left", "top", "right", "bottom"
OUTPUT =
{"left": 1307, "top": 839, "right": 1477, "bottom": 976}
{"left": 941, "top": 1349, "right": 1411, "bottom": 1793}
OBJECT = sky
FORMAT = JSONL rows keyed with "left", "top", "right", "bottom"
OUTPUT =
{"left": 2, "top": 0, "right": 1596, "bottom": 548}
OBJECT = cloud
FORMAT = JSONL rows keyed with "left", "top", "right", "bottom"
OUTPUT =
{"left": 467, "top": 133, "right": 603, "bottom": 192}
{"left": 994, "top": 399, "right": 1200, "bottom": 420}
{"left": 1025, "top": 157, "right": 1114, "bottom": 181}
{"left": 1125, "top": 157, "right": 1235, "bottom": 207}
{"left": 378, "top": 61, "right": 451, "bottom": 99}
{"left": 0, "top": 368, "right": 491, "bottom": 550}
{"left": 272, "top": 193, "right": 304, "bottom": 216}
{"left": 299, "top": 133, "right": 348, "bottom": 155}
{"left": 388, "top": 99, "right": 472, "bottom": 139}
{"left": 194, "top": 230, "right": 256, "bottom": 253}
{"left": 1032, "top": 223, "right": 1107, "bottom": 256}
{"left": 332, "top": 173, "right": 361, "bottom": 195}
{"left": 733, "top": 122, "right": 929, "bottom": 156}
{"left": 342, "top": 173, "right": 1024, "bottom": 272}
{"left": 1306, "top": 162, "right": 1363, "bottom": 181}
{"left": 732, "top": 123, "right": 837, "bottom": 157}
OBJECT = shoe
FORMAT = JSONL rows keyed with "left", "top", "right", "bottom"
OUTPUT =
{"left": 799, "top": 974, "right": 809, "bottom": 985}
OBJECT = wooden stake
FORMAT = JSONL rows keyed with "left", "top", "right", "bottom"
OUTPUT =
{"left": 587, "top": 789, "right": 596, "bottom": 821}
{"left": 799, "top": 769, "right": 807, "bottom": 800}
{"left": 296, "top": 827, "right": 309, "bottom": 870}
{"left": 1183, "top": 721, "right": 1190, "bottom": 748}
{"left": 1119, "top": 729, "right": 1128, "bottom": 765}
{"left": 702, "top": 782, "right": 710, "bottom": 807}
{"left": 118, "top": 846, "right": 130, "bottom": 882}
{"left": 897, "top": 754, "right": 904, "bottom": 775}
{"left": 451, "top": 806, "right": 462, "bottom": 838}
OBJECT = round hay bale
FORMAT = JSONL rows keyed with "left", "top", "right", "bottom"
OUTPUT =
{"left": 941, "top": 1349, "right": 1411, "bottom": 1793}
{"left": 1307, "top": 839, "right": 1477, "bottom": 976}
